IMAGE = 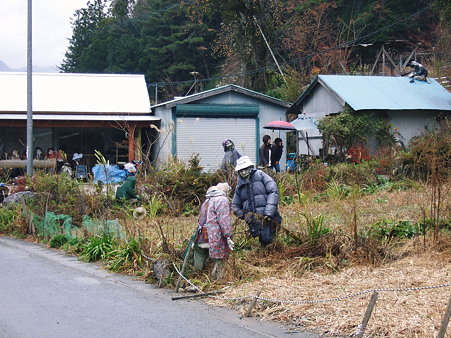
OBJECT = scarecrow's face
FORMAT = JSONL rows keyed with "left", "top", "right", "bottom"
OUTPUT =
{"left": 238, "top": 167, "right": 253, "bottom": 179}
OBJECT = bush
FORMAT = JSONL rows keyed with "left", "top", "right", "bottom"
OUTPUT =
{"left": 139, "top": 157, "right": 224, "bottom": 215}
{"left": 0, "top": 206, "right": 19, "bottom": 233}
{"left": 49, "top": 234, "right": 69, "bottom": 248}
{"left": 401, "top": 129, "right": 450, "bottom": 181}
{"left": 326, "top": 162, "right": 377, "bottom": 186}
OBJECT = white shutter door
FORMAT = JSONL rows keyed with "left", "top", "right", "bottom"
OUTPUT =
{"left": 176, "top": 117, "right": 256, "bottom": 172}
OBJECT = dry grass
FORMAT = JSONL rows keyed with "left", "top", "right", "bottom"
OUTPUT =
{"left": 208, "top": 247, "right": 451, "bottom": 337}
{"left": 113, "top": 182, "right": 450, "bottom": 336}
{"left": 190, "top": 183, "right": 450, "bottom": 337}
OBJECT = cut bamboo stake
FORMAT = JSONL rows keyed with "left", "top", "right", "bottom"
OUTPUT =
{"left": 437, "top": 295, "right": 451, "bottom": 338}
{"left": 356, "top": 291, "right": 379, "bottom": 338}
{"left": 175, "top": 241, "right": 194, "bottom": 293}
{"left": 171, "top": 291, "right": 224, "bottom": 301}
{"left": 245, "top": 291, "right": 262, "bottom": 318}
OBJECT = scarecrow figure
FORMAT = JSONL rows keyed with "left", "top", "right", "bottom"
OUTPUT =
{"left": 116, "top": 176, "right": 139, "bottom": 203}
{"left": 407, "top": 61, "right": 429, "bottom": 83}
{"left": 232, "top": 156, "right": 282, "bottom": 247}
{"left": 193, "top": 182, "right": 234, "bottom": 280}
{"left": 220, "top": 139, "right": 241, "bottom": 171}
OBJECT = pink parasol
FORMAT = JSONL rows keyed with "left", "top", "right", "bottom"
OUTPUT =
{"left": 263, "top": 120, "right": 296, "bottom": 131}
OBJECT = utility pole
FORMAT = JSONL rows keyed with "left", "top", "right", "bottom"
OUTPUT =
{"left": 253, "top": 15, "right": 286, "bottom": 83}
{"left": 26, "top": 0, "right": 33, "bottom": 176}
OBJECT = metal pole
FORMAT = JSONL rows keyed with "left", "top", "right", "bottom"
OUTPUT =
{"left": 26, "top": 0, "right": 33, "bottom": 176}
{"left": 154, "top": 83, "right": 158, "bottom": 104}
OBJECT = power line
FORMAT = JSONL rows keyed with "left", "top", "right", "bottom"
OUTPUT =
{"left": 147, "top": 4, "right": 434, "bottom": 88}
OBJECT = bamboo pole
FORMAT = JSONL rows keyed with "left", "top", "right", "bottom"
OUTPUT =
{"left": 437, "top": 295, "right": 451, "bottom": 338}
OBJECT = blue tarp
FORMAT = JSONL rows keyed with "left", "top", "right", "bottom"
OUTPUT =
{"left": 91, "top": 164, "right": 127, "bottom": 184}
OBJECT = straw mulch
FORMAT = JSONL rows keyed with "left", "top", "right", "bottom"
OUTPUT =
{"left": 207, "top": 250, "right": 451, "bottom": 337}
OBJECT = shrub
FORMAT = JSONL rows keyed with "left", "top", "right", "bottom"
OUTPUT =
{"left": 300, "top": 162, "right": 328, "bottom": 192}
{"left": 401, "top": 129, "right": 450, "bottom": 181}
{"left": 0, "top": 205, "right": 19, "bottom": 233}
{"left": 139, "top": 158, "right": 224, "bottom": 215}
{"left": 49, "top": 234, "right": 69, "bottom": 248}
{"left": 326, "top": 162, "right": 377, "bottom": 186}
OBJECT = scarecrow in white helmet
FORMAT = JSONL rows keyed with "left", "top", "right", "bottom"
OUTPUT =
{"left": 407, "top": 61, "right": 429, "bottom": 83}
{"left": 232, "top": 156, "right": 282, "bottom": 247}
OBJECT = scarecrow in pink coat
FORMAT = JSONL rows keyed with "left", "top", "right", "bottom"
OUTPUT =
{"left": 194, "top": 182, "right": 234, "bottom": 280}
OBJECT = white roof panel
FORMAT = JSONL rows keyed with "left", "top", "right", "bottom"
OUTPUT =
{"left": 0, "top": 72, "right": 151, "bottom": 114}
{"left": 0, "top": 114, "right": 159, "bottom": 121}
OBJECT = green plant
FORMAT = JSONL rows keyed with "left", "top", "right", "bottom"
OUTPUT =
{"left": 49, "top": 234, "right": 69, "bottom": 248}
{"left": 317, "top": 108, "right": 393, "bottom": 160}
{"left": 302, "top": 213, "right": 331, "bottom": 244}
{"left": 108, "top": 238, "right": 143, "bottom": 271}
{"left": 325, "top": 180, "right": 352, "bottom": 200}
{"left": 0, "top": 206, "right": 18, "bottom": 233}
{"left": 145, "top": 194, "right": 164, "bottom": 217}
{"left": 372, "top": 220, "right": 421, "bottom": 240}
{"left": 62, "top": 238, "right": 85, "bottom": 254}
{"left": 80, "top": 234, "right": 116, "bottom": 262}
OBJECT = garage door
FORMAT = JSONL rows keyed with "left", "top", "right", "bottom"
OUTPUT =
{"left": 176, "top": 117, "right": 256, "bottom": 172}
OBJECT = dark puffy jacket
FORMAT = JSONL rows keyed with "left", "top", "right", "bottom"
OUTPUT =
{"left": 220, "top": 149, "right": 241, "bottom": 170}
{"left": 232, "top": 169, "right": 279, "bottom": 219}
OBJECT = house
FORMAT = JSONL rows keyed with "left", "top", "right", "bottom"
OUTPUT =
{"left": 152, "top": 84, "right": 291, "bottom": 172}
{"left": 288, "top": 75, "right": 451, "bottom": 157}
{"left": 0, "top": 72, "right": 159, "bottom": 169}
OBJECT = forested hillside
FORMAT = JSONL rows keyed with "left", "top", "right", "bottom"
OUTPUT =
{"left": 60, "top": 0, "right": 450, "bottom": 102}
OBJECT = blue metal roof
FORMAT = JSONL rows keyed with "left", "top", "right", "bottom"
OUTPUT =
{"left": 317, "top": 75, "right": 451, "bottom": 111}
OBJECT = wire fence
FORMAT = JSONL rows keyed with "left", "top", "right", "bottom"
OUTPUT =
{"left": 172, "top": 262, "right": 451, "bottom": 304}
{"left": 170, "top": 261, "right": 451, "bottom": 336}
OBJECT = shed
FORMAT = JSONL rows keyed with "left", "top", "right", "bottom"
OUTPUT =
{"left": 152, "top": 84, "right": 291, "bottom": 172}
{"left": 0, "top": 72, "right": 159, "bottom": 168}
{"left": 288, "top": 75, "right": 451, "bottom": 156}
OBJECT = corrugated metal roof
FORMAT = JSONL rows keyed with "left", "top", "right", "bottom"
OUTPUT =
{"left": 317, "top": 75, "right": 451, "bottom": 111}
{"left": 0, "top": 72, "right": 151, "bottom": 114}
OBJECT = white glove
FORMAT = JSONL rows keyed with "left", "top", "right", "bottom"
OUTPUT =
{"left": 227, "top": 238, "right": 235, "bottom": 251}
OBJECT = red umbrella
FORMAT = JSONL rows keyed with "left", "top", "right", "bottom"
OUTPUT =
{"left": 263, "top": 120, "right": 296, "bottom": 131}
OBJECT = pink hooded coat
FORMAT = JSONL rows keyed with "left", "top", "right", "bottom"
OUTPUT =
{"left": 197, "top": 187, "right": 232, "bottom": 259}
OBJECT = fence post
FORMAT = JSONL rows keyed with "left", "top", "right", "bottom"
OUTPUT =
{"left": 356, "top": 292, "right": 379, "bottom": 338}
{"left": 245, "top": 291, "right": 262, "bottom": 318}
{"left": 437, "top": 295, "right": 451, "bottom": 338}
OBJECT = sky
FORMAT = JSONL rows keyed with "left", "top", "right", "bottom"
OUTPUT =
{"left": 0, "top": 0, "right": 89, "bottom": 71}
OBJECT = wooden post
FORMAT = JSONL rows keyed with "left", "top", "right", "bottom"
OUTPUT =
{"left": 438, "top": 295, "right": 451, "bottom": 338}
{"left": 134, "top": 127, "right": 142, "bottom": 161}
{"left": 244, "top": 291, "right": 262, "bottom": 317}
{"left": 128, "top": 124, "right": 136, "bottom": 161}
{"left": 356, "top": 292, "right": 379, "bottom": 338}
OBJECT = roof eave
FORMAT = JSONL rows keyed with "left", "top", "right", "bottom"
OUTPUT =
{"left": 154, "top": 84, "right": 291, "bottom": 109}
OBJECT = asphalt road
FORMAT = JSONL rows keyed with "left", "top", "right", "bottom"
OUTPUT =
{"left": 0, "top": 237, "right": 316, "bottom": 338}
